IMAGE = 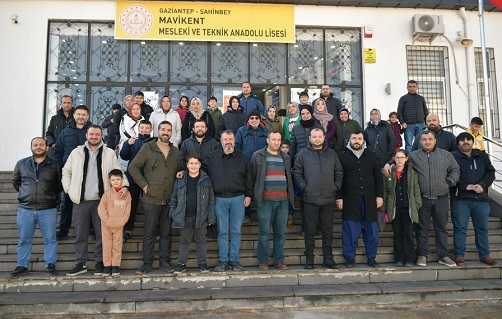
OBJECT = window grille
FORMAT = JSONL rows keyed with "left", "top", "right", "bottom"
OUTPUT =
{"left": 475, "top": 47, "right": 500, "bottom": 138}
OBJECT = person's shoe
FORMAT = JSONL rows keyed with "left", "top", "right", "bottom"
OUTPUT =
{"left": 10, "top": 266, "right": 28, "bottom": 277}
{"left": 135, "top": 263, "right": 153, "bottom": 275}
{"left": 404, "top": 262, "right": 414, "bottom": 268}
{"left": 56, "top": 230, "right": 69, "bottom": 240}
{"left": 322, "top": 259, "right": 338, "bottom": 269}
{"left": 123, "top": 231, "right": 132, "bottom": 243}
{"left": 243, "top": 215, "right": 251, "bottom": 223}
{"left": 416, "top": 255, "right": 427, "bottom": 267}
{"left": 198, "top": 262, "right": 209, "bottom": 273}
{"left": 367, "top": 258, "right": 380, "bottom": 268}
{"left": 439, "top": 256, "right": 457, "bottom": 267}
{"left": 275, "top": 261, "right": 288, "bottom": 270}
{"left": 259, "top": 261, "right": 269, "bottom": 271}
{"left": 480, "top": 256, "right": 497, "bottom": 266}
{"left": 305, "top": 260, "right": 314, "bottom": 269}
{"left": 102, "top": 266, "right": 112, "bottom": 277}
{"left": 345, "top": 258, "right": 355, "bottom": 268}
{"left": 174, "top": 262, "right": 186, "bottom": 274}
{"left": 395, "top": 261, "right": 404, "bottom": 267}
{"left": 214, "top": 260, "right": 228, "bottom": 272}
{"left": 287, "top": 215, "right": 294, "bottom": 227}
{"left": 94, "top": 261, "right": 104, "bottom": 275}
{"left": 229, "top": 260, "right": 244, "bottom": 271}
{"left": 455, "top": 257, "right": 465, "bottom": 266}
{"left": 159, "top": 260, "right": 174, "bottom": 273}
{"left": 46, "top": 263, "right": 56, "bottom": 275}
{"left": 111, "top": 266, "right": 120, "bottom": 277}
{"left": 67, "top": 262, "right": 87, "bottom": 276}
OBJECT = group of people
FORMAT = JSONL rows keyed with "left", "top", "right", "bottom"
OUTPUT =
{"left": 10, "top": 80, "right": 497, "bottom": 278}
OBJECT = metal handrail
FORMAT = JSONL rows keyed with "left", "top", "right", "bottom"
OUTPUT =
{"left": 442, "top": 123, "right": 502, "bottom": 148}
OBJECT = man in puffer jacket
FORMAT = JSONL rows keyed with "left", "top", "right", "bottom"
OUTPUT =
{"left": 409, "top": 130, "right": 459, "bottom": 268}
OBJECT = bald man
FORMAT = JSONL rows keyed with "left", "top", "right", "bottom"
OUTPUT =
{"left": 412, "top": 114, "right": 456, "bottom": 152}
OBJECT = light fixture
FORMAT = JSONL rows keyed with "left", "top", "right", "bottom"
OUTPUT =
{"left": 179, "top": 42, "right": 184, "bottom": 45}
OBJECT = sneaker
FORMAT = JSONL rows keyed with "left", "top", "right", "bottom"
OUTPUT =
{"left": 159, "top": 260, "right": 174, "bottom": 273}
{"left": 259, "top": 261, "right": 269, "bottom": 271}
{"left": 135, "top": 263, "right": 153, "bottom": 275}
{"left": 67, "top": 262, "right": 87, "bottom": 276}
{"left": 345, "top": 258, "right": 355, "bottom": 268}
{"left": 198, "top": 262, "right": 209, "bottom": 273}
{"left": 102, "top": 266, "right": 112, "bottom": 277}
{"left": 367, "top": 258, "right": 380, "bottom": 268}
{"left": 275, "top": 261, "right": 288, "bottom": 270}
{"left": 404, "top": 262, "right": 414, "bottom": 268}
{"left": 480, "top": 256, "right": 497, "bottom": 266}
{"left": 287, "top": 215, "right": 294, "bottom": 227}
{"left": 174, "top": 262, "right": 186, "bottom": 274}
{"left": 322, "top": 259, "right": 338, "bottom": 269}
{"left": 455, "top": 257, "right": 465, "bottom": 266}
{"left": 46, "top": 263, "right": 56, "bottom": 275}
{"left": 94, "top": 261, "right": 104, "bottom": 275}
{"left": 395, "top": 261, "right": 404, "bottom": 267}
{"left": 123, "top": 231, "right": 132, "bottom": 243}
{"left": 439, "top": 256, "right": 457, "bottom": 267}
{"left": 111, "top": 266, "right": 120, "bottom": 277}
{"left": 228, "top": 260, "right": 244, "bottom": 271}
{"left": 56, "top": 230, "right": 69, "bottom": 240}
{"left": 305, "top": 260, "right": 314, "bottom": 269}
{"left": 214, "top": 260, "right": 228, "bottom": 272}
{"left": 416, "top": 256, "right": 427, "bottom": 267}
{"left": 10, "top": 266, "right": 28, "bottom": 277}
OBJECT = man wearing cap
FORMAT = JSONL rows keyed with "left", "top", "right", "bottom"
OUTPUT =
{"left": 101, "top": 104, "right": 122, "bottom": 150}
{"left": 450, "top": 132, "right": 496, "bottom": 266}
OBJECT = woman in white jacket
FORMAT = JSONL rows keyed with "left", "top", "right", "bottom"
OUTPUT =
{"left": 119, "top": 103, "right": 145, "bottom": 148}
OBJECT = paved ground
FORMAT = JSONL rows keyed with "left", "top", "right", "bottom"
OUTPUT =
{"left": 31, "top": 303, "right": 502, "bottom": 319}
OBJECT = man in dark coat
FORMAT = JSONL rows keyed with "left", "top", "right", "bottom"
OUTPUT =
{"left": 293, "top": 127, "right": 343, "bottom": 269}
{"left": 46, "top": 95, "right": 74, "bottom": 148}
{"left": 134, "top": 91, "right": 154, "bottom": 120}
{"left": 101, "top": 103, "right": 121, "bottom": 150}
{"left": 321, "top": 84, "right": 343, "bottom": 117}
{"left": 337, "top": 130, "right": 383, "bottom": 268}
{"left": 412, "top": 113, "right": 456, "bottom": 152}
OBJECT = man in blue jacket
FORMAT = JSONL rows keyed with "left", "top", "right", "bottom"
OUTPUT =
{"left": 450, "top": 132, "right": 496, "bottom": 266}
{"left": 238, "top": 82, "right": 264, "bottom": 115}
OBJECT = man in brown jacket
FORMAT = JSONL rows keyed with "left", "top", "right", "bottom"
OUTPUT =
{"left": 129, "top": 120, "right": 181, "bottom": 275}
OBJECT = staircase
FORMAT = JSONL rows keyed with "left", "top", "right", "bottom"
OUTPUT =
{"left": 0, "top": 171, "right": 501, "bottom": 317}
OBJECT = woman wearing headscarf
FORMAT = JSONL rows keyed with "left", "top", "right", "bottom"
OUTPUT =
{"left": 363, "top": 108, "right": 396, "bottom": 168}
{"left": 181, "top": 97, "right": 216, "bottom": 142}
{"left": 334, "top": 107, "right": 362, "bottom": 155}
{"left": 283, "top": 101, "right": 300, "bottom": 141}
{"left": 290, "top": 104, "right": 323, "bottom": 163}
{"left": 217, "top": 96, "right": 248, "bottom": 136}
{"left": 313, "top": 98, "right": 335, "bottom": 148}
{"left": 261, "top": 104, "right": 283, "bottom": 138}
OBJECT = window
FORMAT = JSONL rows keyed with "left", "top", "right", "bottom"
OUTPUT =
{"left": 475, "top": 47, "right": 499, "bottom": 137}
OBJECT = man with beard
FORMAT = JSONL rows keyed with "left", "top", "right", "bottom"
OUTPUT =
{"left": 410, "top": 130, "right": 459, "bottom": 267}
{"left": 129, "top": 121, "right": 180, "bottom": 275}
{"left": 53, "top": 105, "right": 92, "bottom": 240}
{"left": 46, "top": 95, "right": 74, "bottom": 148}
{"left": 450, "top": 132, "right": 496, "bottom": 266}
{"left": 250, "top": 131, "right": 295, "bottom": 271}
{"left": 337, "top": 130, "right": 383, "bottom": 268}
{"left": 412, "top": 113, "right": 456, "bottom": 152}
{"left": 180, "top": 119, "right": 220, "bottom": 170}
{"left": 293, "top": 128, "right": 343, "bottom": 269}
{"left": 204, "top": 130, "right": 252, "bottom": 271}
{"left": 63, "top": 125, "right": 129, "bottom": 276}
{"left": 150, "top": 95, "right": 182, "bottom": 147}
{"left": 11, "top": 137, "right": 62, "bottom": 277}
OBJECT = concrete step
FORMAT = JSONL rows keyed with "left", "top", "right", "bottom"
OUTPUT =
{"left": 0, "top": 273, "right": 500, "bottom": 316}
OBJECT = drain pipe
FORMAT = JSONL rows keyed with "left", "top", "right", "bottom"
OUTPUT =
{"left": 458, "top": 7, "right": 477, "bottom": 119}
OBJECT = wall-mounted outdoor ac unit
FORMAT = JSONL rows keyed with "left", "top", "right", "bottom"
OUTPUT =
{"left": 412, "top": 14, "right": 445, "bottom": 43}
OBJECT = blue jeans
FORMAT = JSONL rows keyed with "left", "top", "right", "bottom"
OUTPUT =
{"left": 257, "top": 200, "right": 288, "bottom": 263}
{"left": 17, "top": 207, "right": 58, "bottom": 268}
{"left": 451, "top": 199, "right": 491, "bottom": 259}
{"left": 215, "top": 195, "right": 245, "bottom": 262}
{"left": 404, "top": 122, "right": 424, "bottom": 154}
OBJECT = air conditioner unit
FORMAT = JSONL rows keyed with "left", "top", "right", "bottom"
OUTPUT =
{"left": 412, "top": 14, "right": 445, "bottom": 43}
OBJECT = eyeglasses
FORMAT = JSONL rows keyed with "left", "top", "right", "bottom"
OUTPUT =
{"left": 458, "top": 137, "right": 473, "bottom": 142}
{"left": 394, "top": 157, "right": 407, "bottom": 160}
{"left": 249, "top": 116, "right": 260, "bottom": 120}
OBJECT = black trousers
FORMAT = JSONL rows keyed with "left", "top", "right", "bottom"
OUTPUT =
{"left": 303, "top": 202, "right": 334, "bottom": 261}
{"left": 392, "top": 207, "right": 415, "bottom": 263}
{"left": 142, "top": 202, "right": 172, "bottom": 265}
{"left": 124, "top": 183, "right": 142, "bottom": 232}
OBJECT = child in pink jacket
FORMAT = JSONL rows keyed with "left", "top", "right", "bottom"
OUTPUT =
{"left": 98, "top": 169, "right": 131, "bottom": 277}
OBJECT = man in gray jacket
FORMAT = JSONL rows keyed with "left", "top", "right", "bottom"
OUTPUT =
{"left": 293, "top": 127, "right": 343, "bottom": 269}
{"left": 250, "top": 131, "right": 295, "bottom": 271}
{"left": 409, "top": 130, "right": 460, "bottom": 267}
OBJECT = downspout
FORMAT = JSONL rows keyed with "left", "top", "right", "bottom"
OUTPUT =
{"left": 458, "top": 7, "right": 477, "bottom": 120}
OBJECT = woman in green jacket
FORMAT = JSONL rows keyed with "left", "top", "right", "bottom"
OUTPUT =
{"left": 333, "top": 107, "right": 362, "bottom": 154}
{"left": 381, "top": 149, "right": 422, "bottom": 267}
